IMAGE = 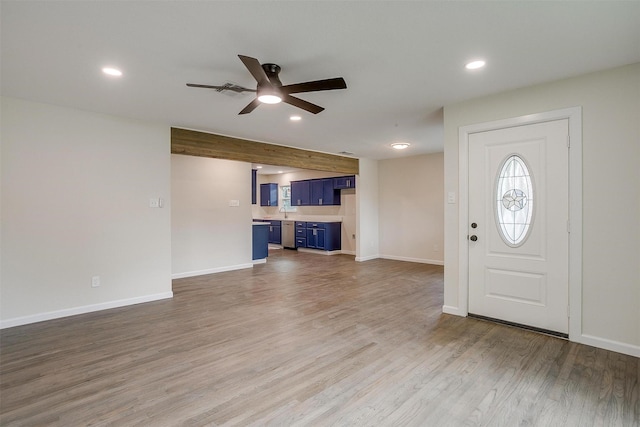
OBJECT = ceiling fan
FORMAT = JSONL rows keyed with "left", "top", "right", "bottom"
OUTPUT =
{"left": 187, "top": 55, "right": 347, "bottom": 115}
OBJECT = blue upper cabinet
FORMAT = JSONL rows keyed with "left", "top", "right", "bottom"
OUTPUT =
{"left": 334, "top": 175, "right": 356, "bottom": 189}
{"left": 251, "top": 169, "right": 257, "bottom": 205}
{"left": 291, "top": 180, "right": 310, "bottom": 206}
{"left": 310, "top": 178, "right": 340, "bottom": 206}
{"left": 292, "top": 178, "right": 345, "bottom": 206}
{"left": 260, "top": 183, "right": 278, "bottom": 206}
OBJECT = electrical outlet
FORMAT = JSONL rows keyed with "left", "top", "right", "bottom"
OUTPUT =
{"left": 229, "top": 199, "right": 240, "bottom": 207}
{"left": 91, "top": 276, "right": 100, "bottom": 288}
{"left": 149, "top": 198, "right": 159, "bottom": 208}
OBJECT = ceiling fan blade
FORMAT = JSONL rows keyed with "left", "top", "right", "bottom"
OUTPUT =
{"left": 280, "top": 77, "right": 347, "bottom": 95}
{"left": 238, "top": 55, "right": 270, "bottom": 87}
{"left": 239, "top": 98, "right": 261, "bottom": 115}
{"left": 282, "top": 95, "right": 324, "bottom": 114}
{"left": 186, "top": 83, "right": 255, "bottom": 93}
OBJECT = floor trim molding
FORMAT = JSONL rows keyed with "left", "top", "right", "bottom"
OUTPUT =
{"left": 172, "top": 263, "right": 254, "bottom": 279}
{"left": 0, "top": 292, "right": 174, "bottom": 329}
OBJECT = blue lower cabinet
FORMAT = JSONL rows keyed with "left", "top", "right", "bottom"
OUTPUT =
{"left": 295, "top": 222, "right": 307, "bottom": 247}
{"left": 268, "top": 220, "right": 281, "bottom": 244}
{"left": 304, "top": 222, "right": 341, "bottom": 251}
{"left": 252, "top": 224, "right": 269, "bottom": 260}
{"left": 306, "top": 226, "right": 326, "bottom": 249}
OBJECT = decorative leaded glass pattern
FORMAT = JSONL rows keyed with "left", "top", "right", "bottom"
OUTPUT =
{"left": 495, "top": 155, "right": 534, "bottom": 246}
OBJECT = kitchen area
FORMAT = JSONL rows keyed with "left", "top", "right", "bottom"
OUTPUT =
{"left": 251, "top": 166, "right": 357, "bottom": 262}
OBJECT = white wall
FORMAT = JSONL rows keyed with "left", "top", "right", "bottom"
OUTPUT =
{"left": 378, "top": 153, "right": 444, "bottom": 265}
{"left": 1, "top": 97, "right": 172, "bottom": 327}
{"left": 171, "top": 155, "right": 253, "bottom": 278}
{"left": 443, "top": 63, "right": 640, "bottom": 356}
{"left": 253, "top": 170, "right": 357, "bottom": 254}
{"left": 356, "top": 158, "right": 380, "bottom": 261}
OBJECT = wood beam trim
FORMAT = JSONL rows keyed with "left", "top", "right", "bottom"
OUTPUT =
{"left": 171, "top": 128, "right": 359, "bottom": 175}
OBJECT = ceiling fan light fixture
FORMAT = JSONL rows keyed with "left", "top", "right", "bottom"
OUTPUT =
{"left": 257, "top": 87, "right": 282, "bottom": 104}
{"left": 257, "top": 94, "right": 282, "bottom": 104}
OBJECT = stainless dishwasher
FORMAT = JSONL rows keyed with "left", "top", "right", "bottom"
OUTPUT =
{"left": 281, "top": 220, "right": 295, "bottom": 249}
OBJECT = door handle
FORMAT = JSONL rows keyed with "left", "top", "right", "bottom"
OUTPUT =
{"left": 469, "top": 235, "right": 478, "bottom": 241}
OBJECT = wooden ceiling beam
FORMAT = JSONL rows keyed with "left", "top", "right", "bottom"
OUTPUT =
{"left": 171, "top": 128, "right": 359, "bottom": 175}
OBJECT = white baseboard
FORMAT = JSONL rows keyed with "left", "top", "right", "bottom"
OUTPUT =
{"left": 0, "top": 292, "right": 174, "bottom": 329}
{"left": 379, "top": 254, "right": 444, "bottom": 266}
{"left": 355, "top": 254, "right": 380, "bottom": 262}
{"left": 171, "top": 262, "right": 253, "bottom": 279}
{"left": 296, "top": 248, "right": 342, "bottom": 256}
{"left": 576, "top": 334, "right": 640, "bottom": 358}
{"left": 253, "top": 258, "right": 267, "bottom": 265}
{"left": 340, "top": 250, "right": 356, "bottom": 256}
{"left": 442, "top": 305, "right": 466, "bottom": 316}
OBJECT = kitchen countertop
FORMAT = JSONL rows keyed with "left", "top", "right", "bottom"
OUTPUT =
{"left": 254, "top": 216, "right": 343, "bottom": 222}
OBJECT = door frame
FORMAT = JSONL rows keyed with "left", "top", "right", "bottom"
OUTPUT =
{"left": 457, "top": 107, "right": 582, "bottom": 340}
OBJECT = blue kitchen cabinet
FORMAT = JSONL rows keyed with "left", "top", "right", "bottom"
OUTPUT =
{"left": 268, "top": 220, "right": 282, "bottom": 245}
{"left": 291, "top": 180, "right": 310, "bottom": 206}
{"left": 252, "top": 223, "right": 269, "bottom": 260}
{"left": 306, "top": 224, "right": 326, "bottom": 249}
{"left": 304, "top": 222, "right": 341, "bottom": 251}
{"left": 260, "top": 183, "right": 278, "bottom": 207}
{"left": 251, "top": 169, "right": 257, "bottom": 205}
{"left": 295, "top": 221, "right": 307, "bottom": 248}
{"left": 310, "top": 178, "right": 340, "bottom": 206}
{"left": 334, "top": 175, "right": 356, "bottom": 189}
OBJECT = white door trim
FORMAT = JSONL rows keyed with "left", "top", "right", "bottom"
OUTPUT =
{"left": 457, "top": 107, "right": 582, "bottom": 340}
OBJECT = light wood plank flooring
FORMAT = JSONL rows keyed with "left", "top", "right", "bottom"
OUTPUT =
{"left": 1, "top": 249, "right": 638, "bottom": 426}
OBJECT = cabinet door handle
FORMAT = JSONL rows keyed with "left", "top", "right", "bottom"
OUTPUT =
{"left": 319, "top": 198, "right": 322, "bottom": 205}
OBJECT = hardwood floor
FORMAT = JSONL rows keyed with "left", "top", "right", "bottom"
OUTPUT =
{"left": 1, "top": 249, "right": 638, "bottom": 426}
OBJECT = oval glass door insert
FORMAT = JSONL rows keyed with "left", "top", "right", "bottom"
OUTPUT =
{"left": 495, "top": 154, "right": 534, "bottom": 247}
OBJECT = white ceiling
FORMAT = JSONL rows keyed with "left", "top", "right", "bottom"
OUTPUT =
{"left": 2, "top": 1, "right": 639, "bottom": 160}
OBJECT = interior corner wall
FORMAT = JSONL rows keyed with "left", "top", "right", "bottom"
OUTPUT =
{"left": 171, "top": 155, "right": 253, "bottom": 278}
{"left": 378, "top": 153, "right": 444, "bottom": 265}
{"left": 355, "top": 158, "right": 380, "bottom": 261}
{"left": 443, "top": 63, "right": 640, "bottom": 355}
{"left": 0, "top": 97, "right": 172, "bottom": 327}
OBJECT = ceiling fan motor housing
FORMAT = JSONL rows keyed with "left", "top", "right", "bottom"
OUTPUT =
{"left": 261, "top": 63, "right": 282, "bottom": 86}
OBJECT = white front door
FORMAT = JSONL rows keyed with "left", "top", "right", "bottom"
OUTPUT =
{"left": 468, "top": 119, "right": 569, "bottom": 334}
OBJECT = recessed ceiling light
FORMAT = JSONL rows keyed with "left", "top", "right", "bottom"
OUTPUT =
{"left": 290, "top": 115, "right": 302, "bottom": 121}
{"left": 277, "top": 170, "right": 284, "bottom": 174}
{"left": 391, "top": 142, "right": 410, "bottom": 150}
{"left": 102, "top": 67, "right": 123, "bottom": 77}
{"left": 465, "top": 60, "right": 486, "bottom": 70}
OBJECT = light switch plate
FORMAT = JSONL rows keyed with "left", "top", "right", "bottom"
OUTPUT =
{"left": 229, "top": 200, "right": 240, "bottom": 207}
